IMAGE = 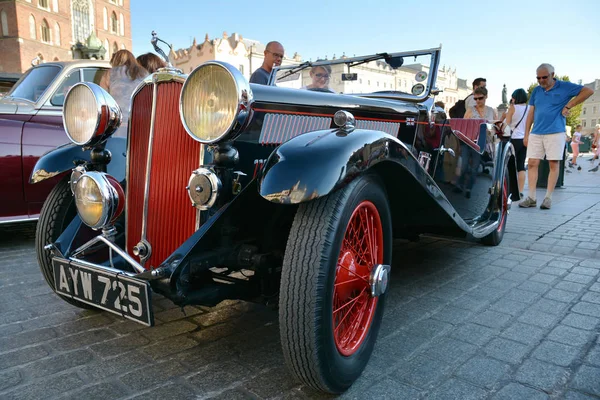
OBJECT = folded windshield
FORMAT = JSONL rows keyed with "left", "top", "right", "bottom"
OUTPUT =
{"left": 7, "top": 65, "right": 61, "bottom": 102}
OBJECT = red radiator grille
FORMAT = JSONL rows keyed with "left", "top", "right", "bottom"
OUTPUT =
{"left": 126, "top": 82, "right": 202, "bottom": 269}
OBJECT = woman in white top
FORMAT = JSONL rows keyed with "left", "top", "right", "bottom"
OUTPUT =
{"left": 464, "top": 87, "right": 497, "bottom": 120}
{"left": 504, "top": 88, "right": 529, "bottom": 195}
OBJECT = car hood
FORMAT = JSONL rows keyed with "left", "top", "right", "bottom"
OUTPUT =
{"left": 0, "top": 97, "right": 36, "bottom": 114}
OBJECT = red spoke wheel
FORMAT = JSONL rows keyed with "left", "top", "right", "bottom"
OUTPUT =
{"left": 333, "top": 201, "right": 382, "bottom": 356}
{"left": 280, "top": 175, "right": 392, "bottom": 394}
{"left": 482, "top": 167, "right": 509, "bottom": 246}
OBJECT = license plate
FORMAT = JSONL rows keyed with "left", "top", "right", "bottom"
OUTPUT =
{"left": 52, "top": 257, "right": 154, "bottom": 326}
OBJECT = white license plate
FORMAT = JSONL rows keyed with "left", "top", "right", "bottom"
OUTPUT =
{"left": 52, "top": 257, "right": 153, "bottom": 326}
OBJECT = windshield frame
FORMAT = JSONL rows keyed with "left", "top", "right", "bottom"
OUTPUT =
{"left": 6, "top": 64, "right": 63, "bottom": 104}
{"left": 269, "top": 47, "right": 442, "bottom": 103}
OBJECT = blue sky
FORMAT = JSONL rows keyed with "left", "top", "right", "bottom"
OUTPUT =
{"left": 131, "top": 0, "right": 599, "bottom": 104}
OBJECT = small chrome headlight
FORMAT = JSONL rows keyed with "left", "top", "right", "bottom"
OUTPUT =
{"left": 73, "top": 171, "right": 124, "bottom": 229}
{"left": 180, "top": 62, "right": 253, "bottom": 144}
{"left": 63, "top": 82, "right": 122, "bottom": 146}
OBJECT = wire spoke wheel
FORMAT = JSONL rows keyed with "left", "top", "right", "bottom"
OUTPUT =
{"left": 333, "top": 201, "right": 382, "bottom": 356}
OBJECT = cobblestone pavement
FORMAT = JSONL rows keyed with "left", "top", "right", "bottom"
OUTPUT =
{"left": 1, "top": 159, "right": 599, "bottom": 399}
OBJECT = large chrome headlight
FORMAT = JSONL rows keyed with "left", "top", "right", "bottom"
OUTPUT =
{"left": 63, "top": 82, "right": 122, "bottom": 146}
{"left": 72, "top": 171, "right": 124, "bottom": 230}
{"left": 180, "top": 61, "right": 253, "bottom": 144}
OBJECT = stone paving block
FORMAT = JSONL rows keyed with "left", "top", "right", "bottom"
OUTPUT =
{"left": 484, "top": 337, "right": 531, "bottom": 364}
{"left": 426, "top": 378, "right": 488, "bottom": 400}
{"left": 141, "top": 336, "right": 199, "bottom": 360}
{"left": 186, "top": 360, "right": 253, "bottom": 395}
{"left": 455, "top": 356, "right": 511, "bottom": 389}
{"left": 0, "top": 345, "right": 49, "bottom": 370}
{"left": 80, "top": 351, "right": 152, "bottom": 380}
{"left": 504, "top": 289, "right": 540, "bottom": 304}
{"left": 565, "top": 273, "right": 596, "bottom": 285}
{"left": 571, "top": 267, "right": 599, "bottom": 277}
{"left": 193, "top": 307, "right": 244, "bottom": 328}
{"left": 390, "top": 354, "right": 452, "bottom": 388}
{"left": 403, "top": 318, "right": 453, "bottom": 340}
{"left": 492, "top": 382, "right": 549, "bottom": 399}
{"left": 349, "top": 377, "right": 421, "bottom": 400}
{"left": 0, "top": 370, "right": 22, "bottom": 391}
{"left": 430, "top": 305, "right": 474, "bottom": 325}
{"left": 589, "top": 283, "right": 600, "bottom": 292}
{"left": 205, "top": 387, "right": 259, "bottom": 400}
{"left": 580, "top": 260, "right": 600, "bottom": 269}
{"left": 120, "top": 359, "right": 189, "bottom": 392}
{"left": 581, "top": 292, "right": 600, "bottom": 304}
{"left": 499, "top": 271, "right": 530, "bottom": 282}
{"left": 518, "top": 281, "right": 551, "bottom": 294}
{"left": 0, "top": 327, "right": 57, "bottom": 352}
{"left": 532, "top": 340, "right": 581, "bottom": 367}
{"left": 26, "top": 349, "right": 94, "bottom": 379}
{"left": 523, "top": 259, "right": 551, "bottom": 268}
{"left": 420, "top": 337, "right": 478, "bottom": 365}
{"left": 555, "top": 281, "right": 587, "bottom": 293}
{"left": 371, "top": 330, "right": 430, "bottom": 366}
{"left": 1, "top": 372, "right": 85, "bottom": 400}
{"left": 50, "top": 328, "right": 117, "bottom": 352}
{"left": 548, "top": 260, "right": 577, "bottom": 269}
{"left": 574, "top": 249, "right": 597, "bottom": 258}
{"left": 540, "top": 266, "right": 568, "bottom": 276}
{"left": 585, "top": 344, "right": 600, "bottom": 367}
{"left": 470, "top": 310, "right": 512, "bottom": 329}
{"left": 544, "top": 288, "right": 580, "bottom": 303}
{"left": 571, "top": 302, "right": 600, "bottom": 318}
{"left": 530, "top": 243, "right": 554, "bottom": 253}
{"left": 570, "top": 365, "right": 600, "bottom": 397}
{"left": 61, "top": 381, "right": 129, "bottom": 400}
{"left": 500, "top": 322, "right": 546, "bottom": 346}
{"left": 530, "top": 273, "right": 559, "bottom": 284}
{"left": 490, "top": 298, "right": 529, "bottom": 316}
{"left": 530, "top": 298, "right": 569, "bottom": 315}
{"left": 242, "top": 367, "right": 300, "bottom": 398}
{"left": 553, "top": 246, "right": 578, "bottom": 255}
{"left": 154, "top": 305, "right": 204, "bottom": 323}
{"left": 54, "top": 314, "right": 115, "bottom": 336}
{"left": 139, "top": 320, "right": 198, "bottom": 341}
{"left": 451, "top": 295, "right": 491, "bottom": 312}
{"left": 90, "top": 334, "right": 152, "bottom": 358}
{"left": 515, "top": 359, "right": 569, "bottom": 392}
{"left": 577, "top": 242, "right": 600, "bottom": 250}
{"left": 486, "top": 278, "right": 518, "bottom": 291}
{"left": 561, "top": 313, "right": 600, "bottom": 331}
{"left": 563, "top": 391, "right": 599, "bottom": 400}
{"left": 548, "top": 325, "right": 593, "bottom": 347}
{"left": 450, "top": 323, "right": 498, "bottom": 347}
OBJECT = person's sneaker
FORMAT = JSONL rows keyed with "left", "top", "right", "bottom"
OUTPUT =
{"left": 568, "top": 162, "right": 574, "bottom": 168}
{"left": 519, "top": 197, "right": 537, "bottom": 208}
{"left": 590, "top": 165, "right": 599, "bottom": 172}
{"left": 540, "top": 197, "right": 552, "bottom": 210}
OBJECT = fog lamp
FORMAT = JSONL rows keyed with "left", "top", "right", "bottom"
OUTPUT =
{"left": 73, "top": 171, "right": 124, "bottom": 229}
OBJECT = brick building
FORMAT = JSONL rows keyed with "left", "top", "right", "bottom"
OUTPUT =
{"left": 0, "top": 0, "right": 132, "bottom": 73}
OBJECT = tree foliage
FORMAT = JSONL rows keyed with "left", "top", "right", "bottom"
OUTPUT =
{"left": 527, "top": 75, "right": 583, "bottom": 133}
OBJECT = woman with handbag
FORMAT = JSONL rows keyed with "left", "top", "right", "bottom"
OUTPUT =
{"left": 503, "top": 89, "right": 529, "bottom": 196}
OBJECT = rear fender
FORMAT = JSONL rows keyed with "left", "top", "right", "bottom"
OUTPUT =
{"left": 30, "top": 137, "right": 127, "bottom": 184}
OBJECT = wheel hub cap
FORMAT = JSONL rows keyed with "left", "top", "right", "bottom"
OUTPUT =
{"left": 369, "top": 264, "right": 391, "bottom": 297}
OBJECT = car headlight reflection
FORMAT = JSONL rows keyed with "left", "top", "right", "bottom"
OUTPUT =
{"left": 180, "top": 62, "right": 252, "bottom": 144}
{"left": 73, "top": 171, "right": 124, "bottom": 230}
{"left": 63, "top": 82, "right": 122, "bottom": 146}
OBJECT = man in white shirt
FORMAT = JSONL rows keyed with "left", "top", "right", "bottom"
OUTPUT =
{"left": 465, "top": 77, "right": 487, "bottom": 110}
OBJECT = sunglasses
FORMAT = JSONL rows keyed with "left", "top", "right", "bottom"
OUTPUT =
{"left": 266, "top": 50, "right": 284, "bottom": 59}
{"left": 536, "top": 75, "right": 549, "bottom": 80}
{"left": 474, "top": 96, "right": 485, "bottom": 101}
{"left": 314, "top": 73, "right": 330, "bottom": 79}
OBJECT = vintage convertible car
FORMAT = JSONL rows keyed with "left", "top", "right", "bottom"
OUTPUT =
{"left": 0, "top": 60, "right": 109, "bottom": 224}
{"left": 31, "top": 44, "right": 518, "bottom": 394}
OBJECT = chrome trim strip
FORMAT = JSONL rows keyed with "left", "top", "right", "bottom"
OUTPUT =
{"left": 140, "top": 79, "right": 160, "bottom": 266}
{"left": 70, "top": 234, "right": 144, "bottom": 274}
{"left": 0, "top": 217, "right": 39, "bottom": 224}
{"left": 195, "top": 144, "right": 206, "bottom": 231}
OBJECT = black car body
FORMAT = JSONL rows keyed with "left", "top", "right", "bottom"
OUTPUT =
{"left": 31, "top": 46, "right": 518, "bottom": 393}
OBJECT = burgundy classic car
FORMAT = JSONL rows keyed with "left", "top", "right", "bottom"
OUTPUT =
{"left": 0, "top": 60, "right": 109, "bottom": 224}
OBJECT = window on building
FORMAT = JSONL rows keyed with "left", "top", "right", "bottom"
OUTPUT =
{"left": 1, "top": 10, "right": 8, "bottom": 37}
{"left": 103, "top": 7, "right": 107, "bottom": 30}
{"left": 72, "top": 0, "right": 91, "bottom": 43}
{"left": 119, "top": 13, "right": 124, "bottom": 36}
{"left": 52, "top": 0, "right": 58, "bottom": 12}
{"left": 594, "top": 106, "right": 597, "bottom": 114}
{"left": 104, "top": 39, "right": 109, "bottom": 59}
{"left": 29, "top": 15, "right": 36, "bottom": 39}
{"left": 39, "top": 0, "right": 49, "bottom": 9}
{"left": 583, "top": 107, "right": 587, "bottom": 115}
{"left": 368, "top": 80, "right": 370, "bottom": 85}
{"left": 54, "top": 22, "right": 60, "bottom": 45}
{"left": 109, "top": 0, "right": 117, "bottom": 4}
{"left": 113, "top": 41, "right": 118, "bottom": 54}
{"left": 583, "top": 121, "right": 587, "bottom": 128}
{"left": 111, "top": 12, "right": 118, "bottom": 34}
{"left": 592, "top": 119, "right": 597, "bottom": 127}
{"left": 41, "top": 19, "right": 51, "bottom": 43}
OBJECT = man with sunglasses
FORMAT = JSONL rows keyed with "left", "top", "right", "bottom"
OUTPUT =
{"left": 250, "top": 41, "right": 285, "bottom": 85}
{"left": 520, "top": 63, "right": 594, "bottom": 210}
{"left": 464, "top": 77, "right": 487, "bottom": 111}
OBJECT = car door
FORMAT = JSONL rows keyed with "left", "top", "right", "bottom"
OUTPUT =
{"left": 22, "top": 67, "right": 108, "bottom": 218}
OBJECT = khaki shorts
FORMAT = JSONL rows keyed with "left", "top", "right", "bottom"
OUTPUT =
{"left": 526, "top": 132, "right": 565, "bottom": 161}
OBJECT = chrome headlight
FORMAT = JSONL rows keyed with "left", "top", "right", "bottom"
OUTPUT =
{"left": 63, "top": 82, "right": 122, "bottom": 146}
{"left": 73, "top": 171, "right": 124, "bottom": 230}
{"left": 180, "top": 61, "right": 253, "bottom": 144}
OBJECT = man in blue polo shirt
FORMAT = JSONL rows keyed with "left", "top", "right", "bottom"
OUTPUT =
{"left": 520, "top": 63, "right": 594, "bottom": 210}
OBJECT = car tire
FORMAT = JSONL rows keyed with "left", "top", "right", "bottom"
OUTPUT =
{"left": 279, "top": 174, "right": 392, "bottom": 394}
{"left": 35, "top": 177, "right": 93, "bottom": 309}
{"left": 481, "top": 170, "right": 509, "bottom": 246}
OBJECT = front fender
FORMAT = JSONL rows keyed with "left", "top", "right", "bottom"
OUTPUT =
{"left": 30, "top": 137, "right": 127, "bottom": 184}
{"left": 258, "top": 128, "right": 419, "bottom": 204}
